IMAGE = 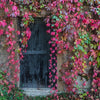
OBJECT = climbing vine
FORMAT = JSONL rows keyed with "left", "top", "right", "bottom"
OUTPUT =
{"left": 0, "top": 0, "right": 100, "bottom": 99}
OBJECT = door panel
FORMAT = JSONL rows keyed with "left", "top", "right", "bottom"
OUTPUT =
{"left": 20, "top": 54, "right": 49, "bottom": 88}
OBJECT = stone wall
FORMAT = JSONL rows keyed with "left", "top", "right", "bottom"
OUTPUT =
{"left": 0, "top": 7, "right": 91, "bottom": 94}
{"left": 0, "top": 9, "right": 9, "bottom": 71}
{"left": 0, "top": 8, "right": 20, "bottom": 85}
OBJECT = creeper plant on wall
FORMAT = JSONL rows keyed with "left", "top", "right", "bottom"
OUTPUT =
{"left": 0, "top": 0, "right": 100, "bottom": 99}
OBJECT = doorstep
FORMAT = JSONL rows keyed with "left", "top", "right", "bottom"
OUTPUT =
{"left": 21, "top": 88, "right": 55, "bottom": 97}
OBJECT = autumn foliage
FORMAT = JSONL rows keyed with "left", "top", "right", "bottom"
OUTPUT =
{"left": 0, "top": 0, "right": 100, "bottom": 99}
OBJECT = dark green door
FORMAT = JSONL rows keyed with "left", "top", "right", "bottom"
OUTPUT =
{"left": 20, "top": 18, "right": 50, "bottom": 88}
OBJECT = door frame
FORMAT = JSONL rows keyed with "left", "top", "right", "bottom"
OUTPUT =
{"left": 17, "top": 17, "right": 53, "bottom": 89}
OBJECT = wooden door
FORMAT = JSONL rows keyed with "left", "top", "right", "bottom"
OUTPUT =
{"left": 20, "top": 18, "right": 50, "bottom": 88}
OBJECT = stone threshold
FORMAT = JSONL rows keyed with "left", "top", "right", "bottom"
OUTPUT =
{"left": 21, "top": 88, "right": 56, "bottom": 97}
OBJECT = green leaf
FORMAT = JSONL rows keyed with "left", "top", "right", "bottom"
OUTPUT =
{"left": 89, "top": 56, "right": 93, "bottom": 61}
{"left": 24, "top": 7, "right": 27, "bottom": 10}
{"left": 80, "top": 95, "right": 83, "bottom": 98}
{"left": 93, "top": 45, "right": 97, "bottom": 49}
{"left": 90, "top": 44, "right": 93, "bottom": 48}
{"left": 96, "top": 8, "right": 100, "bottom": 15}
{"left": 79, "top": 0, "right": 84, "bottom": 2}
{"left": 74, "top": 46, "right": 77, "bottom": 49}
{"left": 77, "top": 45, "right": 84, "bottom": 51}
{"left": 33, "top": 8, "right": 36, "bottom": 11}
{"left": 48, "top": 98, "right": 51, "bottom": 100}
{"left": 21, "top": 33, "right": 24, "bottom": 36}
{"left": 40, "top": 0, "right": 44, "bottom": 4}
{"left": 98, "top": 52, "right": 100, "bottom": 56}
{"left": 82, "top": 93, "right": 87, "bottom": 96}
{"left": 59, "top": 15, "right": 62, "bottom": 19}
{"left": 2, "top": 96, "right": 7, "bottom": 100}
{"left": 84, "top": 51, "right": 87, "bottom": 54}
{"left": 40, "top": 4, "right": 44, "bottom": 8}
{"left": 52, "top": 15, "right": 59, "bottom": 21}
{"left": 71, "top": 56, "right": 74, "bottom": 60}
{"left": 97, "top": 57, "right": 100, "bottom": 68}
{"left": 20, "top": 93, "right": 23, "bottom": 97}
{"left": 24, "top": 20, "right": 28, "bottom": 25}
{"left": 0, "top": 74, "right": 2, "bottom": 78}
{"left": 60, "top": 4, "right": 63, "bottom": 9}
{"left": 81, "top": 40, "right": 84, "bottom": 45}
{"left": 29, "top": 5, "right": 32, "bottom": 10}
{"left": 29, "top": 16, "right": 34, "bottom": 22}
{"left": 22, "top": 17, "right": 25, "bottom": 20}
